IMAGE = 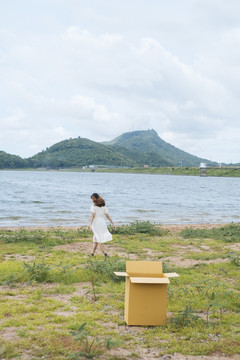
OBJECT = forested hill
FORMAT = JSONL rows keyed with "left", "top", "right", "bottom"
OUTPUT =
{"left": 104, "top": 129, "right": 215, "bottom": 167}
{"left": 27, "top": 138, "right": 138, "bottom": 168}
{"left": 0, "top": 151, "right": 27, "bottom": 169}
{"left": 27, "top": 136, "right": 172, "bottom": 168}
{"left": 0, "top": 129, "right": 216, "bottom": 169}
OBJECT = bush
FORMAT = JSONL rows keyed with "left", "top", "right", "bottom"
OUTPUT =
{"left": 227, "top": 252, "right": 240, "bottom": 267}
{"left": 68, "top": 322, "right": 120, "bottom": 359}
{"left": 2, "top": 230, "right": 46, "bottom": 244}
{"left": 85, "top": 258, "right": 126, "bottom": 283}
{"left": 1, "top": 229, "right": 79, "bottom": 246}
{"left": 110, "top": 221, "right": 165, "bottom": 235}
{"left": 23, "top": 261, "right": 51, "bottom": 282}
{"left": 170, "top": 306, "right": 201, "bottom": 328}
{"left": 179, "top": 223, "right": 240, "bottom": 242}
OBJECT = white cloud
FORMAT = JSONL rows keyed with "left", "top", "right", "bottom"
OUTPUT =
{"left": 70, "top": 95, "right": 120, "bottom": 126}
{"left": 0, "top": 109, "right": 28, "bottom": 130}
{"left": 0, "top": 1, "right": 240, "bottom": 163}
{"left": 64, "top": 26, "right": 123, "bottom": 47}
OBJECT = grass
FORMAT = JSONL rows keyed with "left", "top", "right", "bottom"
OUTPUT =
{"left": 5, "top": 166, "right": 240, "bottom": 177}
{"left": 179, "top": 223, "right": 240, "bottom": 242}
{"left": 94, "top": 166, "right": 240, "bottom": 178}
{"left": 0, "top": 222, "right": 239, "bottom": 359}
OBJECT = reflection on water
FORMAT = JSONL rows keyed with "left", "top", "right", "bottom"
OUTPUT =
{"left": 0, "top": 171, "right": 239, "bottom": 227}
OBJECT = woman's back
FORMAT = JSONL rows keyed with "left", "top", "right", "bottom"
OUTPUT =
{"left": 91, "top": 205, "right": 107, "bottom": 217}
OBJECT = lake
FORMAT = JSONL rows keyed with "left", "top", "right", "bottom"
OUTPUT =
{"left": 0, "top": 170, "right": 239, "bottom": 227}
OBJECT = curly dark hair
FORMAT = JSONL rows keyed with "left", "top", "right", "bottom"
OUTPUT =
{"left": 91, "top": 193, "right": 105, "bottom": 207}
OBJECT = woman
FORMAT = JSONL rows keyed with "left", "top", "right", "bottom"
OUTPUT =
{"left": 89, "top": 193, "right": 116, "bottom": 257}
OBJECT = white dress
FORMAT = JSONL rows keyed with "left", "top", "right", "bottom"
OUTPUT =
{"left": 90, "top": 205, "right": 113, "bottom": 243}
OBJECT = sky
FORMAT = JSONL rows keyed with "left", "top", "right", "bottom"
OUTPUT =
{"left": 0, "top": 0, "right": 240, "bottom": 163}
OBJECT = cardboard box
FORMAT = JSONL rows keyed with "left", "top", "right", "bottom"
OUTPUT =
{"left": 115, "top": 261, "right": 179, "bottom": 326}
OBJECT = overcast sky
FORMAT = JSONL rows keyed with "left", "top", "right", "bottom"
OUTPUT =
{"left": 0, "top": 0, "right": 240, "bottom": 163}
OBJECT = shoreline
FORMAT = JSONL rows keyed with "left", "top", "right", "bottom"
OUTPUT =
{"left": 1, "top": 167, "right": 240, "bottom": 177}
{"left": 0, "top": 222, "right": 233, "bottom": 232}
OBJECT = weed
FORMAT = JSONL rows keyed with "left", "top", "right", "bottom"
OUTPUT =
{"left": 83, "top": 258, "right": 125, "bottom": 301}
{"left": 110, "top": 221, "right": 165, "bottom": 235}
{"left": 85, "top": 258, "right": 126, "bottom": 282}
{"left": 1, "top": 228, "right": 79, "bottom": 246}
{"left": 23, "top": 261, "right": 51, "bottom": 282}
{"left": 3, "top": 229, "right": 46, "bottom": 244}
{"left": 76, "top": 228, "right": 92, "bottom": 238}
{"left": 227, "top": 251, "right": 240, "bottom": 267}
{"left": 57, "top": 263, "right": 76, "bottom": 283}
{"left": 174, "top": 279, "right": 237, "bottom": 323}
{"left": 17, "top": 329, "right": 28, "bottom": 338}
{"left": 1, "top": 273, "right": 21, "bottom": 285}
{"left": 129, "top": 353, "right": 141, "bottom": 359}
{"left": 180, "top": 223, "right": 240, "bottom": 243}
{"left": 68, "top": 322, "right": 118, "bottom": 358}
{"left": 104, "top": 337, "right": 121, "bottom": 349}
{"left": 170, "top": 305, "right": 201, "bottom": 327}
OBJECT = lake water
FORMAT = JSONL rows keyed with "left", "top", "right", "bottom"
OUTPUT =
{"left": 0, "top": 170, "right": 239, "bottom": 227}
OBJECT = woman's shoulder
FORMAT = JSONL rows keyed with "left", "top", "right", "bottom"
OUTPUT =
{"left": 99, "top": 205, "right": 106, "bottom": 210}
{"left": 99, "top": 205, "right": 108, "bottom": 212}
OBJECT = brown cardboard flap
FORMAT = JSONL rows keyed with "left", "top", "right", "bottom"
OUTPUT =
{"left": 126, "top": 261, "right": 163, "bottom": 276}
{"left": 164, "top": 273, "right": 179, "bottom": 278}
{"left": 114, "top": 271, "right": 129, "bottom": 277}
{"left": 130, "top": 277, "right": 170, "bottom": 284}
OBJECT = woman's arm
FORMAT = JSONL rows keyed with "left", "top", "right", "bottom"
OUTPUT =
{"left": 90, "top": 213, "right": 95, "bottom": 231}
{"left": 106, "top": 213, "right": 117, "bottom": 231}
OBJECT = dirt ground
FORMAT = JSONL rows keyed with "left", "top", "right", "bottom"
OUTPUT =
{"left": 159, "top": 223, "right": 229, "bottom": 234}
{"left": 1, "top": 223, "right": 239, "bottom": 360}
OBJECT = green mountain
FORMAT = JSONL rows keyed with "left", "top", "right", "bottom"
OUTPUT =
{"left": 27, "top": 137, "right": 138, "bottom": 168}
{"left": 0, "top": 151, "right": 27, "bottom": 169}
{"left": 27, "top": 133, "right": 174, "bottom": 168}
{"left": 0, "top": 129, "right": 217, "bottom": 169}
{"left": 104, "top": 129, "right": 216, "bottom": 167}
{"left": 105, "top": 144, "right": 172, "bottom": 167}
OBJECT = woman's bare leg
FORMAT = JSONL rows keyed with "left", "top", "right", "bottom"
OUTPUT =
{"left": 92, "top": 242, "right": 98, "bottom": 255}
{"left": 99, "top": 243, "right": 106, "bottom": 254}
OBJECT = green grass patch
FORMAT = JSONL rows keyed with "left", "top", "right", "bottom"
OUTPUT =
{"left": 0, "top": 224, "right": 239, "bottom": 358}
{"left": 179, "top": 223, "right": 240, "bottom": 242}
{"left": 110, "top": 221, "right": 168, "bottom": 236}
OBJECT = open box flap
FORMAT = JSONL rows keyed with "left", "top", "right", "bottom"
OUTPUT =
{"left": 130, "top": 277, "right": 170, "bottom": 284}
{"left": 164, "top": 273, "right": 179, "bottom": 278}
{"left": 114, "top": 271, "right": 129, "bottom": 277}
{"left": 114, "top": 271, "right": 179, "bottom": 279}
{"left": 126, "top": 261, "right": 162, "bottom": 277}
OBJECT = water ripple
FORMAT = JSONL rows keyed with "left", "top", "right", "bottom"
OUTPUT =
{"left": 0, "top": 171, "right": 240, "bottom": 227}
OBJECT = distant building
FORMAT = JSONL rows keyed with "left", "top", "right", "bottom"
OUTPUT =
{"left": 89, "top": 165, "right": 96, "bottom": 172}
{"left": 199, "top": 163, "right": 207, "bottom": 176}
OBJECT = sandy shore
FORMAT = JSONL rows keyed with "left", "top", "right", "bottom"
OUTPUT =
{"left": 0, "top": 222, "right": 234, "bottom": 232}
{"left": 160, "top": 222, "right": 232, "bottom": 233}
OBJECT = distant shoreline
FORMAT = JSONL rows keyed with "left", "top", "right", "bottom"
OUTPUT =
{"left": 1, "top": 166, "right": 240, "bottom": 177}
